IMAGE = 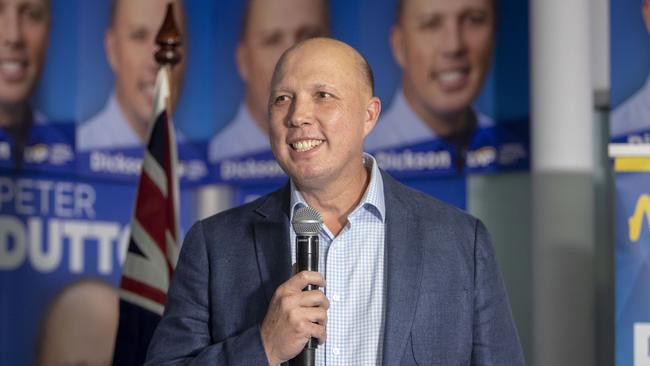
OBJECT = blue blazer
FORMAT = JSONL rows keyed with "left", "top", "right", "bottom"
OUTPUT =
{"left": 146, "top": 172, "right": 524, "bottom": 365}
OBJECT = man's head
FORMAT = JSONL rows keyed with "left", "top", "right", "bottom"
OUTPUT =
{"left": 105, "top": 0, "right": 187, "bottom": 141}
{"left": 36, "top": 279, "right": 118, "bottom": 366}
{"left": 236, "top": 0, "right": 330, "bottom": 133}
{"left": 269, "top": 38, "right": 380, "bottom": 189}
{"left": 0, "top": 0, "right": 49, "bottom": 121}
{"left": 391, "top": 0, "right": 495, "bottom": 138}
{"left": 643, "top": 0, "right": 650, "bottom": 33}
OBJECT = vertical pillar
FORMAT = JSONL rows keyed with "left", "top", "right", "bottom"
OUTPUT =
{"left": 194, "top": 185, "right": 233, "bottom": 220}
{"left": 531, "top": 0, "right": 594, "bottom": 364}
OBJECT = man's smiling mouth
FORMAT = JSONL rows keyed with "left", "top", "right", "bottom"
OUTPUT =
{"left": 291, "top": 139, "right": 324, "bottom": 152}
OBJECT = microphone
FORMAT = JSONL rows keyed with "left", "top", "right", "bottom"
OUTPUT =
{"left": 289, "top": 206, "right": 323, "bottom": 366}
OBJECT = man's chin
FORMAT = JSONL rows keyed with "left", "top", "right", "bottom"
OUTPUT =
{"left": 0, "top": 88, "right": 32, "bottom": 107}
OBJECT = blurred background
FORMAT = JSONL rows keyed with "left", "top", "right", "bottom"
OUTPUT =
{"left": 0, "top": 0, "right": 643, "bottom": 364}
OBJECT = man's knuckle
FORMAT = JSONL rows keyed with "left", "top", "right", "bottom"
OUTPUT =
{"left": 279, "top": 295, "right": 292, "bottom": 310}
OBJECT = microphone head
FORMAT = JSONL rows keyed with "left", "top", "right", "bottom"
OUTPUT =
{"left": 292, "top": 206, "right": 323, "bottom": 235}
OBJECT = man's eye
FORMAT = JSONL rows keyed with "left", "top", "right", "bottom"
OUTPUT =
{"left": 129, "top": 28, "right": 149, "bottom": 42}
{"left": 420, "top": 15, "right": 442, "bottom": 30}
{"left": 317, "top": 92, "right": 331, "bottom": 99}
{"left": 463, "top": 11, "right": 489, "bottom": 26}
{"left": 21, "top": 4, "right": 46, "bottom": 22}
{"left": 262, "top": 32, "right": 282, "bottom": 46}
{"left": 274, "top": 95, "right": 290, "bottom": 104}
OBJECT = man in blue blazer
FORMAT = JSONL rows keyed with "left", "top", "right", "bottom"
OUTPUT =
{"left": 146, "top": 38, "right": 523, "bottom": 365}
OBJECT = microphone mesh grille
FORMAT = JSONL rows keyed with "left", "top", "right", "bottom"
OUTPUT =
{"left": 292, "top": 206, "right": 323, "bottom": 235}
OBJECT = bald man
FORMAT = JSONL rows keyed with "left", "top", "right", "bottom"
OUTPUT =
{"left": 36, "top": 280, "right": 119, "bottom": 366}
{"left": 147, "top": 38, "right": 523, "bottom": 365}
{"left": 208, "top": 0, "right": 329, "bottom": 162}
{"left": 366, "top": 0, "right": 495, "bottom": 161}
{"left": 77, "top": 0, "right": 187, "bottom": 151}
{"left": 0, "top": 0, "right": 50, "bottom": 167}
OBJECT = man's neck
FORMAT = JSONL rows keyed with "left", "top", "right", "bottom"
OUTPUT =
{"left": 402, "top": 86, "right": 472, "bottom": 142}
{"left": 115, "top": 91, "right": 148, "bottom": 143}
{"left": 297, "top": 164, "right": 371, "bottom": 236}
{"left": 0, "top": 103, "right": 29, "bottom": 129}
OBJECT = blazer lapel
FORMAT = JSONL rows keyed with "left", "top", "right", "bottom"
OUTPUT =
{"left": 253, "top": 184, "right": 292, "bottom": 303}
{"left": 381, "top": 173, "right": 424, "bottom": 365}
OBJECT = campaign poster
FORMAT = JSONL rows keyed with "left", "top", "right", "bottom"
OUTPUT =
{"left": 613, "top": 159, "right": 650, "bottom": 366}
{"left": 206, "top": 0, "right": 529, "bottom": 207}
{"left": 610, "top": 2, "right": 650, "bottom": 363}
{"left": 75, "top": 0, "right": 213, "bottom": 185}
{"left": 0, "top": 1, "right": 200, "bottom": 364}
{"left": 1, "top": 0, "right": 530, "bottom": 364}
{"left": 610, "top": 0, "right": 650, "bottom": 143}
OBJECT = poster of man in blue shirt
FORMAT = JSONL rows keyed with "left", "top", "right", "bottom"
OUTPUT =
{"left": 366, "top": 0, "right": 529, "bottom": 177}
{"left": 0, "top": 0, "right": 73, "bottom": 171}
{"left": 77, "top": 0, "right": 187, "bottom": 151}
{"left": 611, "top": 0, "right": 650, "bottom": 142}
{"left": 208, "top": 0, "right": 330, "bottom": 163}
{"left": 366, "top": 0, "right": 495, "bottom": 153}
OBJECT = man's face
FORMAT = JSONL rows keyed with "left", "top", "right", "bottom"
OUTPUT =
{"left": 237, "top": 0, "right": 329, "bottom": 129}
{"left": 106, "top": 0, "right": 186, "bottom": 129}
{"left": 0, "top": 0, "right": 49, "bottom": 108}
{"left": 269, "top": 42, "right": 379, "bottom": 187}
{"left": 392, "top": 0, "right": 494, "bottom": 118}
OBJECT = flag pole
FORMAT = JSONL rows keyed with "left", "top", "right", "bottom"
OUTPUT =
{"left": 154, "top": 3, "right": 182, "bottom": 261}
{"left": 112, "top": 5, "right": 183, "bottom": 366}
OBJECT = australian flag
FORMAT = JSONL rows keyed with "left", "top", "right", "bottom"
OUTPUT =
{"left": 112, "top": 65, "right": 180, "bottom": 366}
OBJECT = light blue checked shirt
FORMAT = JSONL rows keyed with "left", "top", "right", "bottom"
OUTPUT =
{"left": 290, "top": 153, "right": 386, "bottom": 366}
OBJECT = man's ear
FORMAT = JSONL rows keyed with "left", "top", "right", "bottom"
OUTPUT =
{"left": 235, "top": 42, "right": 250, "bottom": 83}
{"left": 389, "top": 25, "right": 406, "bottom": 68}
{"left": 363, "top": 96, "right": 382, "bottom": 137}
{"left": 104, "top": 29, "right": 119, "bottom": 74}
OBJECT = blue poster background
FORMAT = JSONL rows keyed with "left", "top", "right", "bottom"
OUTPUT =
{"left": 610, "top": 0, "right": 650, "bottom": 142}
{"left": 0, "top": 0, "right": 529, "bottom": 364}
{"left": 610, "top": 1, "right": 650, "bottom": 109}
{"left": 611, "top": 1, "right": 650, "bottom": 363}
{"left": 614, "top": 170, "right": 650, "bottom": 366}
{"left": 0, "top": 171, "right": 198, "bottom": 366}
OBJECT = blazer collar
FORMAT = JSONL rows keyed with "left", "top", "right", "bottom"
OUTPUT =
{"left": 253, "top": 183, "right": 292, "bottom": 303}
{"left": 380, "top": 171, "right": 424, "bottom": 365}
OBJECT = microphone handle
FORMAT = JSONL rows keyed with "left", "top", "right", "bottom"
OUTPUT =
{"left": 291, "top": 235, "right": 319, "bottom": 366}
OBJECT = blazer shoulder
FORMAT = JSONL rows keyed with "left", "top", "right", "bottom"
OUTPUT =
{"left": 381, "top": 170, "right": 478, "bottom": 228}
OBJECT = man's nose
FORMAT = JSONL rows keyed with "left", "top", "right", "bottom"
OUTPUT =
{"left": 288, "top": 97, "right": 314, "bottom": 127}
{"left": 441, "top": 21, "right": 465, "bottom": 56}
{"left": 1, "top": 10, "right": 25, "bottom": 49}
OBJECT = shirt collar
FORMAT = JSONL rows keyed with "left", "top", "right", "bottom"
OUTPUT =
{"left": 289, "top": 153, "right": 385, "bottom": 225}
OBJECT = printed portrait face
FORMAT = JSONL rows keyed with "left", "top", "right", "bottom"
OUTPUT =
{"left": 0, "top": 0, "right": 49, "bottom": 113}
{"left": 236, "top": 0, "right": 329, "bottom": 132}
{"left": 391, "top": 0, "right": 495, "bottom": 133}
{"left": 105, "top": 0, "right": 186, "bottom": 140}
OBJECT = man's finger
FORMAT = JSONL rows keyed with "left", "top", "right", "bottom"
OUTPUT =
{"left": 301, "top": 306, "right": 328, "bottom": 325}
{"left": 304, "top": 322, "right": 326, "bottom": 345}
{"left": 298, "top": 290, "right": 329, "bottom": 309}
{"left": 286, "top": 271, "right": 325, "bottom": 292}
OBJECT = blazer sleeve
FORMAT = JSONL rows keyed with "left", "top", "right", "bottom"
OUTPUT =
{"left": 471, "top": 220, "right": 526, "bottom": 365}
{"left": 144, "top": 220, "right": 270, "bottom": 366}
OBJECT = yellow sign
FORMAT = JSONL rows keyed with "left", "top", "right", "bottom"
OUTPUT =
{"left": 629, "top": 194, "right": 650, "bottom": 242}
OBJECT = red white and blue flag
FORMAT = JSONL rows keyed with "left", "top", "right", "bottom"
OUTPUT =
{"left": 112, "top": 65, "right": 180, "bottom": 366}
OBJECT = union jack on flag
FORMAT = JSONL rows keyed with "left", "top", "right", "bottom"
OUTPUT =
{"left": 112, "top": 65, "right": 180, "bottom": 366}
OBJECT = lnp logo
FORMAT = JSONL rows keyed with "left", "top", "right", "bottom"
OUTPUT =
{"left": 629, "top": 194, "right": 650, "bottom": 242}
